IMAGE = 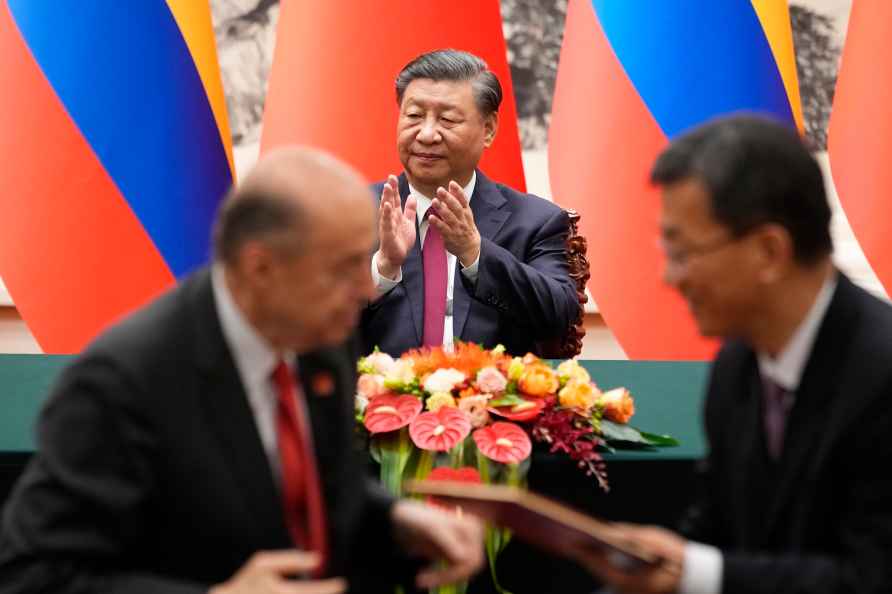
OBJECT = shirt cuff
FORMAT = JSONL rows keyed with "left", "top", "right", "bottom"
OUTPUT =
{"left": 460, "top": 253, "right": 480, "bottom": 283}
{"left": 678, "top": 541, "right": 723, "bottom": 594}
{"left": 371, "top": 251, "right": 401, "bottom": 295}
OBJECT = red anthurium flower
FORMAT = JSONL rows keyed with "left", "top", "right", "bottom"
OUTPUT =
{"left": 426, "top": 466, "right": 482, "bottom": 483}
{"left": 424, "top": 466, "right": 482, "bottom": 509}
{"left": 363, "top": 394, "right": 423, "bottom": 433}
{"left": 473, "top": 422, "right": 532, "bottom": 464}
{"left": 488, "top": 398, "right": 546, "bottom": 422}
{"left": 409, "top": 407, "right": 471, "bottom": 451}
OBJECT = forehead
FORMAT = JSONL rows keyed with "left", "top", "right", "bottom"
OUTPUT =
{"left": 304, "top": 196, "right": 375, "bottom": 252}
{"left": 401, "top": 78, "right": 477, "bottom": 111}
{"left": 659, "top": 177, "right": 725, "bottom": 239}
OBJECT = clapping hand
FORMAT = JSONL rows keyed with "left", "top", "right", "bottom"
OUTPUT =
{"left": 376, "top": 174, "right": 417, "bottom": 279}
{"left": 431, "top": 181, "right": 481, "bottom": 267}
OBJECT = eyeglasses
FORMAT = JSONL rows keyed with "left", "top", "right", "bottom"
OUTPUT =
{"left": 658, "top": 234, "right": 743, "bottom": 270}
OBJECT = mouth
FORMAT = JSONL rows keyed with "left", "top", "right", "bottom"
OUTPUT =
{"left": 412, "top": 152, "right": 444, "bottom": 162}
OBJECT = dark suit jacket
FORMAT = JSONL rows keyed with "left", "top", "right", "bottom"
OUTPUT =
{"left": 361, "top": 170, "right": 578, "bottom": 357}
{"left": 681, "top": 273, "right": 892, "bottom": 593}
{"left": 0, "top": 270, "right": 402, "bottom": 594}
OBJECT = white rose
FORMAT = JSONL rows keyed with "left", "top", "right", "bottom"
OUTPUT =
{"left": 365, "top": 351, "right": 396, "bottom": 374}
{"left": 385, "top": 359, "right": 416, "bottom": 384}
{"left": 423, "top": 368, "right": 466, "bottom": 394}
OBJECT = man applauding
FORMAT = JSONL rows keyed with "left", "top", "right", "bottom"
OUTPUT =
{"left": 362, "top": 49, "right": 578, "bottom": 357}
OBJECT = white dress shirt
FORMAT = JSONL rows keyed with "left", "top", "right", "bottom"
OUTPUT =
{"left": 210, "top": 265, "right": 301, "bottom": 482}
{"left": 678, "top": 272, "right": 838, "bottom": 594}
{"left": 371, "top": 172, "right": 480, "bottom": 350}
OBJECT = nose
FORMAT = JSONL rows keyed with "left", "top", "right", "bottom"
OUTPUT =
{"left": 662, "top": 258, "right": 685, "bottom": 289}
{"left": 416, "top": 115, "right": 441, "bottom": 144}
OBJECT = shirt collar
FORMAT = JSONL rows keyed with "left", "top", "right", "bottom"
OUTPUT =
{"left": 211, "top": 265, "right": 287, "bottom": 388}
{"left": 409, "top": 171, "right": 476, "bottom": 225}
{"left": 757, "top": 272, "right": 838, "bottom": 391}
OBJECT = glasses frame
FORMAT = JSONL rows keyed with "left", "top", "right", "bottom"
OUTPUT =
{"left": 659, "top": 231, "right": 752, "bottom": 271}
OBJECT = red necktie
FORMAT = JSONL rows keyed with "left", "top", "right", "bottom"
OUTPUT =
{"left": 273, "top": 360, "right": 328, "bottom": 573}
{"left": 422, "top": 213, "right": 448, "bottom": 346}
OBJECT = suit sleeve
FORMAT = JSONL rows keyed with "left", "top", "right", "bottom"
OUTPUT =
{"left": 468, "top": 207, "right": 578, "bottom": 341}
{"left": 0, "top": 356, "right": 206, "bottom": 594}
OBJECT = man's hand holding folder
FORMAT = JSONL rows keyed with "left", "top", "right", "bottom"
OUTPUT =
{"left": 406, "top": 481, "right": 683, "bottom": 593}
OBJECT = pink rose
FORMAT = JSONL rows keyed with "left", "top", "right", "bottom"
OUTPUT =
{"left": 458, "top": 394, "right": 492, "bottom": 428}
{"left": 356, "top": 373, "right": 387, "bottom": 399}
{"left": 476, "top": 366, "right": 508, "bottom": 395}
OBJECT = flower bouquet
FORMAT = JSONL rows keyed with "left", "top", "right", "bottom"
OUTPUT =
{"left": 355, "top": 342, "right": 677, "bottom": 593}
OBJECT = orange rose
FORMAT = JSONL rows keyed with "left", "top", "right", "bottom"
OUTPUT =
{"left": 558, "top": 380, "right": 600, "bottom": 411}
{"left": 518, "top": 364, "right": 559, "bottom": 397}
{"left": 598, "top": 388, "right": 635, "bottom": 424}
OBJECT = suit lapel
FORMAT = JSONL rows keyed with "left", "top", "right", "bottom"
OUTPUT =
{"left": 190, "top": 273, "right": 291, "bottom": 547}
{"left": 727, "top": 354, "right": 766, "bottom": 547}
{"left": 454, "top": 171, "right": 510, "bottom": 340}
{"left": 761, "top": 276, "right": 856, "bottom": 540}
{"left": 399, "top": 174, "right": 424, "bottom": 344}
{"left": 296, "top": 349, "right": 342, "bottom": 496}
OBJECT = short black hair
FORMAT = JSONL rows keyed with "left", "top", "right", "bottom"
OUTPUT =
{"left": 395, "top": 49, "right": 502, "bottom": 116}
{"left": 212, "top": 187, "right": 304, "bottom": 265}
{"left": 651, "top": 114, "right": 832, "bottom": 265}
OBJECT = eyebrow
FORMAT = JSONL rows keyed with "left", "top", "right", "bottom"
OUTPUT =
{"left": 403, "top": 97, "right": 461, "bottom": 112}
{"left": 659, "top": 225, "right": 679, "bottom": 240}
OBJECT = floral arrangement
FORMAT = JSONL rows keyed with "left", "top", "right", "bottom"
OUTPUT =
{"left": 355, "top": 342, "right": 676, "bottom": 593}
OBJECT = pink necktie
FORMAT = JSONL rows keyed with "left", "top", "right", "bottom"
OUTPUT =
{"left": 763, "top": 378, "right": 790, "bottom": 460}
{"left": 422, "top": 217, "right": 447, "bottom": 346}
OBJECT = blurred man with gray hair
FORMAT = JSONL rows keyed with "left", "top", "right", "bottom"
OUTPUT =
{"left": 0, "top": 147, "right": 484, "bottom": 594}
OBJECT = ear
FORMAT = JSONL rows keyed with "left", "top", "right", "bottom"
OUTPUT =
{"left": 236, "top": 241, "right": 276, "bottom": 288}
{"left": 483, "top": 112, "right": 498, "bottom": 148}
{"left": 755, "top": 224, "right": 794, "bottom": 284}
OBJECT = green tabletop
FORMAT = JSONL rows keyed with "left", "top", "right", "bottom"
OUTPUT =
{"left": 578, "top": 360, "right": 709, "bottom": 460}
{"left": 0, "top": 356, "right": 709, "bottom": 458}
{"left": 0, "top": 355, "right": 73, "bottom": 453}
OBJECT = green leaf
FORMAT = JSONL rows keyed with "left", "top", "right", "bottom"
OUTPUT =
{"left": 369, "top": 439, "right": 382, "bottom": 464}
{"left": 382, "top": 377, "right": 423, "bottom": 396}
{"left": 599, "top": 419, "right": 651, "bottom": 444}
{"left": 371, "top": 429, "right": 413, "bottom": 495}
{"left": 356, "top": 358, "right": 376, "bottom": 375}
{"left": 414, "top": 449, "right": 436, "bottom": 481}
{"left": 488, "top": 394, "right": 525, "bottom": 407}
{"left": 476, "top": 448, "right": 493, "bottom": 484}
{"left": 599, "top": 420, "right": 679, "bottom": 448}
{"left": 485, "top": 526, "right": 515, "bottom": 594}
{"left": 638, "top": 431, "right": 680, "bottom": 447}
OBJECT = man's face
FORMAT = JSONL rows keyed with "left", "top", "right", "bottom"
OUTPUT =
{"left": 659, "top": 178, "right": 763, "bottom": 339}
{"left": 259, "top": 199, "right": 377, "bottom": 350}
{"left": 397, "top": 78, "right": 497, "bottom": 193}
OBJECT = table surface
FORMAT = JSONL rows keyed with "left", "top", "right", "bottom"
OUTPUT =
{"left": 0, "top": 355, "right": 709, "bottom": 458}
